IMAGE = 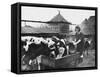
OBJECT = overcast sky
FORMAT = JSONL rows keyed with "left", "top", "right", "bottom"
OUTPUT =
{"left": 21, "top": 6, "right": 95, "bottom": 25}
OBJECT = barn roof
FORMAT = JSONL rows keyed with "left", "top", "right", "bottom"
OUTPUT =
{"left": 48, "top": 11, "right": 71, "bottom": 24}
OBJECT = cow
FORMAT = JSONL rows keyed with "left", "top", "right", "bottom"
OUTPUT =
{"left": 83, "top": 38, "right": 91, "bottom": 56}
{"left": 21, "top": 36, "right": 69, "bottom": 70}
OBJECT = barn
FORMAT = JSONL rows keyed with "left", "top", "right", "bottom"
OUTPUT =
{"left": 21, "top": 11, "right": 71, "bottom": 34}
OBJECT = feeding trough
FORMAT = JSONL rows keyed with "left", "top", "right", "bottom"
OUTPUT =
{"left": 39, "top": 52, "right": 82, "bottom": 70}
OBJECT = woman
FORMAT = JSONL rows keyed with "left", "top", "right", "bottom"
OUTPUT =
{"left": 72, "top": 26, "right": 84, "bottom": 56}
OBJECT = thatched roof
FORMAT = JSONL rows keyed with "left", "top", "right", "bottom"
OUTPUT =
{"left": 80, "top": 16, "right": 95, "bottom": 35}
{"left": 48, "top": 11, "right": 71, "bottom": 24}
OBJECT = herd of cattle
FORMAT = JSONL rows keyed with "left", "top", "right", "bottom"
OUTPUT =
{"left": 21, "top": 35, "right": 93, "bottom": 70}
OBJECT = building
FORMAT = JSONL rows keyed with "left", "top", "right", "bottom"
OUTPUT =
{"left": 47, "top": 11, "right": 71, "bottom": 33}
{"left": 21, "top": 11, "right": 71, "bottom": 34}
{"left": 80, "top": 16, "right": 95, "bottom": 35}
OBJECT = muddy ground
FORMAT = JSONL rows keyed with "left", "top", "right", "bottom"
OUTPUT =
{"left": 77, "top": 50, "right": 95, "bottom": 67}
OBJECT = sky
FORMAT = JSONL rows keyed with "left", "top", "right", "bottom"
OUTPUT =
{"left": 21, "top": 6, "right": 95, "bottom": 26}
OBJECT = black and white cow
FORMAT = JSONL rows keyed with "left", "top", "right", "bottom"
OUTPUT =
{"left": 21, "top": 36, "right": 71, "bottom": 70}
{"left": 83, "top": 38, "right": 91, "bottom": 56}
